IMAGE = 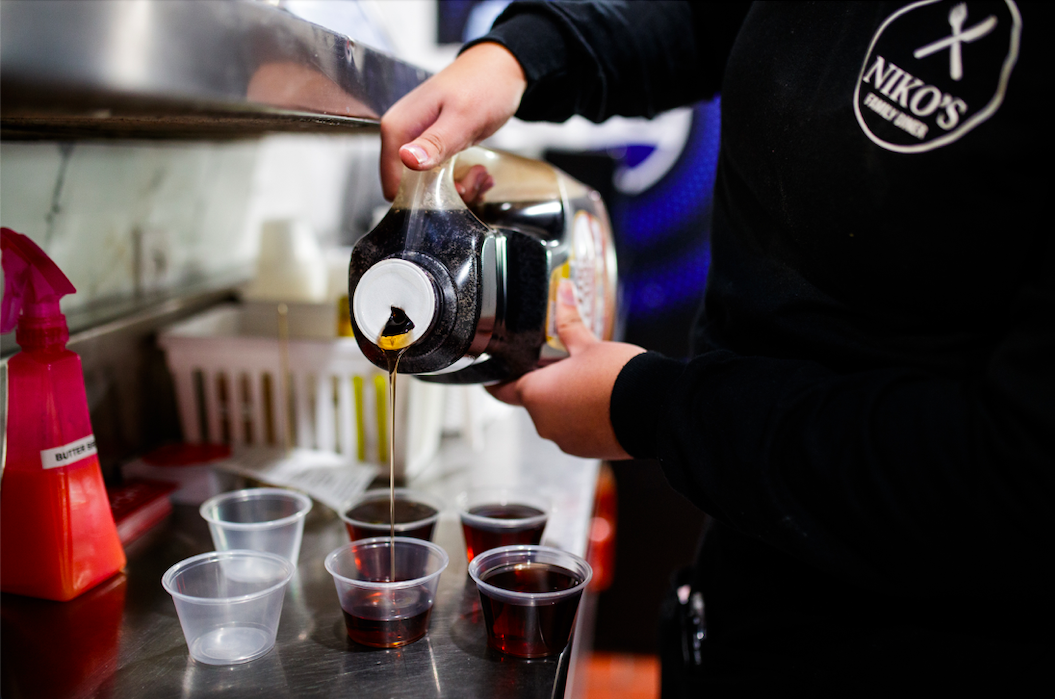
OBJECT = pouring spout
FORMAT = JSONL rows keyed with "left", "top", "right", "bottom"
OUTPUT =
{"left": 378, "top": 307, "right": 417, "bottom": 350}
{"left": 352, "top": 258, "right": 437, "bottom": 351}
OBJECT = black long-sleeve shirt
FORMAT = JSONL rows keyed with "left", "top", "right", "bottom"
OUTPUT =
{"left": 475, "top": 1, "right": 1054, "bottom": 690}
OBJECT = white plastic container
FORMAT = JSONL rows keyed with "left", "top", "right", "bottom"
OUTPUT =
{"left": 242, "top": 219, "right": 327, "bottom": 304}
{"left": 157, "top": 303, "right": 446, "bottom": 479}
{"left": 200, "top": 488, "right": 312, "bottom": 564}
{"left": 162, "top": 549, "right": 295, "bottom": 665}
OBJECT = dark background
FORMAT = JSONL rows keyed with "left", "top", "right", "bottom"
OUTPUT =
{"left": 544, "top": 99, "right": 721, "bottom": 653}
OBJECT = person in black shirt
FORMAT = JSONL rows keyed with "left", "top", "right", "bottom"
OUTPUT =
{"left": 380, "top": 2, "right": 1054, "bottom": 694}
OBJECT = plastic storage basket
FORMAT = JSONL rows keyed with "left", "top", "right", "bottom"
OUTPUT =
{"left": 158, "top": 304, "right": 444, "bottom": 477}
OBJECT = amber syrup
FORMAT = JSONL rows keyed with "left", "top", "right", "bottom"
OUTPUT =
{"left": 342, "top": 591, "right": 432, "bottom": 648}
{"left": 479, "top": 562, "right": 584, "bottom": 657}
{"left": 462, "top": 503, "right": 547, "bottom": 563}
{"left": 343, "top": 498, "right": 438, "bottom": 542}
{"left": 378, "top": 307, "right": 415, "bottom": 581}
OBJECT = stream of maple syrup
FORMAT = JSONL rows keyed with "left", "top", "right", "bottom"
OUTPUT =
{"left": 378, "top": 306, "right": 415, "bottom": 581}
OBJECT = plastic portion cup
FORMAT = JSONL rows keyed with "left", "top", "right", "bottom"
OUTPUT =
{"left": 162, "top": 549, "right": 295, "bottom": 665}
{"left": 456, "top": 487, "right": 549, "bottom": 563}
{"left": 340, "top": 488, "right": 444, "bottom": 542}
{"left": 324, "top": 537, "right": 449, "bottom": 648}
{"left": 469, "top": 545, "right": 592, "bottom": 659}
{"left": 200, "top": 488, "right": 312, "bottom": 564}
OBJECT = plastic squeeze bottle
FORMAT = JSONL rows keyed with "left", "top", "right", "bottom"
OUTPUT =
{"left": 1, "top": 227, "right": 126, "bottom": 601}
{"left": 349, "top": 146, "right": 618, "bottom": 384}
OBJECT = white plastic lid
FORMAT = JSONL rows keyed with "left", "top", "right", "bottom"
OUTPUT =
{"left": 352, "top": 259, "right": 437, "bottom": 347}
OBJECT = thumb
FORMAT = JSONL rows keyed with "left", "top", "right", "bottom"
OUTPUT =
{"left": 398, "top": 112, "right": 468, "bottom": 172}
{"left": 555, "top": 279, "right": 596, "bottom": 354}
{"left": 485, "top": 379, "right": 522, "bottom": 407}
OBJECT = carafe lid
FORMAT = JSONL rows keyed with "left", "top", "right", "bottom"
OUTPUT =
{"left": 352, "top": 258, "right": 437, "bottom": 347}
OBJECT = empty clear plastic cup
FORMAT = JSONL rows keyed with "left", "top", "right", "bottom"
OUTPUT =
{"left": 456, "top": 487, "right": 550, "bottom": 563}
{"left": 325, "top": 537, "right": 449, "bottom": 648}
{"left": 162, "top": 549, "right": 295, "bottom": 665}
{"left": 469, "top": 545, "right": 592, "bottom": 658}
{"left": 200, "top": 488, "right": 312, "bottom": 564}
{"left": 340, "top": 487, "right": 444, "bottom": 542}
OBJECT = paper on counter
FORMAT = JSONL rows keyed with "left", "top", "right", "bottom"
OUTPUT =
{"left": 213, "top": 447, "right": 379, "bottom": 513}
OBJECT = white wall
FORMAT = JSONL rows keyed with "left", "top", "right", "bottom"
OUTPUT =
{"left": 1, "top": 140, "right": 258, "bottom": 314}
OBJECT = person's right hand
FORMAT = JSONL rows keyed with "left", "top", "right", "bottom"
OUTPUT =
{"left": 486, "top": 280, "right": 645, "bottom": 460}
{"left": 380, "top": 42, "right": 528, "bottom": 201}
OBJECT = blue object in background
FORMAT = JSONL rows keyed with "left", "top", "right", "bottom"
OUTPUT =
{"left": 542, "top": 101, "right": 723, "bottom": 657}
{"left": 438, "top": 0, "right": 513, "bottom": 44}
{"left": 610, "top": 99, "right": 721, "bottom": 357}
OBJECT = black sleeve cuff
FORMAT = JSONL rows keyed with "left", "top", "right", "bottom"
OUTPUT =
{"left": 460, "top": 4, "right": 589, "bottom": 123}
{"left": 610, "top": 351, "right": 687, "bottom": 459}
{"left": 461, "top": 11, "right": 570, "bottom": 89}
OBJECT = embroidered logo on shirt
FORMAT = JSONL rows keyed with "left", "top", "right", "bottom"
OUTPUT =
{"left": 854, "top": 0, "right": 1020, "bottom": 153}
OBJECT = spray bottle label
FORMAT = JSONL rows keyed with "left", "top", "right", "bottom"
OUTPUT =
{"left": 41, "top": 435, "right": 98, "bottom": 470}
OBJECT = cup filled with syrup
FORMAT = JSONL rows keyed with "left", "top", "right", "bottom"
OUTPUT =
{"left": 469, "top": 545, "right": 592, "bottom": 658}
{"left": 341, "top": 487, "right": 444, "bottom": 542}
{"left": 457, "top": 487, "right": 550, "bottom": 563}
{"left": 325, "top": 537, "right": 449, "bottom": 648}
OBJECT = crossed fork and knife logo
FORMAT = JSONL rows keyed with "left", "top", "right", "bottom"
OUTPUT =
{"left": 913, "top": 3, "right": 998, "bottom": 81}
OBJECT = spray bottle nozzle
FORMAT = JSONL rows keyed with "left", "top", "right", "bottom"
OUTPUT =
{"left": 1, "top": 228, "right": 76, "bottom": 344}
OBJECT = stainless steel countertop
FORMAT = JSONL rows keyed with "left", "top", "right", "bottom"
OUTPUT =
{"left": 0, "top": 408, "right": 600, "bottom": 699}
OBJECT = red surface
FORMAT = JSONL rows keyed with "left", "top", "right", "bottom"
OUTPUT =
{"left": 141, "top": 442, "right": 230, "bottom": 467}
{"left": 587, "top": 462, "right": 617, "bottom": 591}
{"left": 1, "top": 573, "right": 127, "bottom": 699}
{"left": 582, "top": 653, "right": 660, "bottom": 699}
{"left": 107, "top": 479, "right": 177, "bottom": 545}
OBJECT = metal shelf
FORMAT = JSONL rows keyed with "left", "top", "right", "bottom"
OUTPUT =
{"left": 1, "top": 0, "right": 429, "bottom": 139}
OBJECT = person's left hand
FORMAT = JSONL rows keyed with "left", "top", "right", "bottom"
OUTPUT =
{"left": 487, "top": 280, "right": 645, "bottom": 460}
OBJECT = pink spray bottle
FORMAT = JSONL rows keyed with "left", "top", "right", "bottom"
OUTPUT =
{"left": 1, "top": 227, "right": 126, "bottom": 601}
